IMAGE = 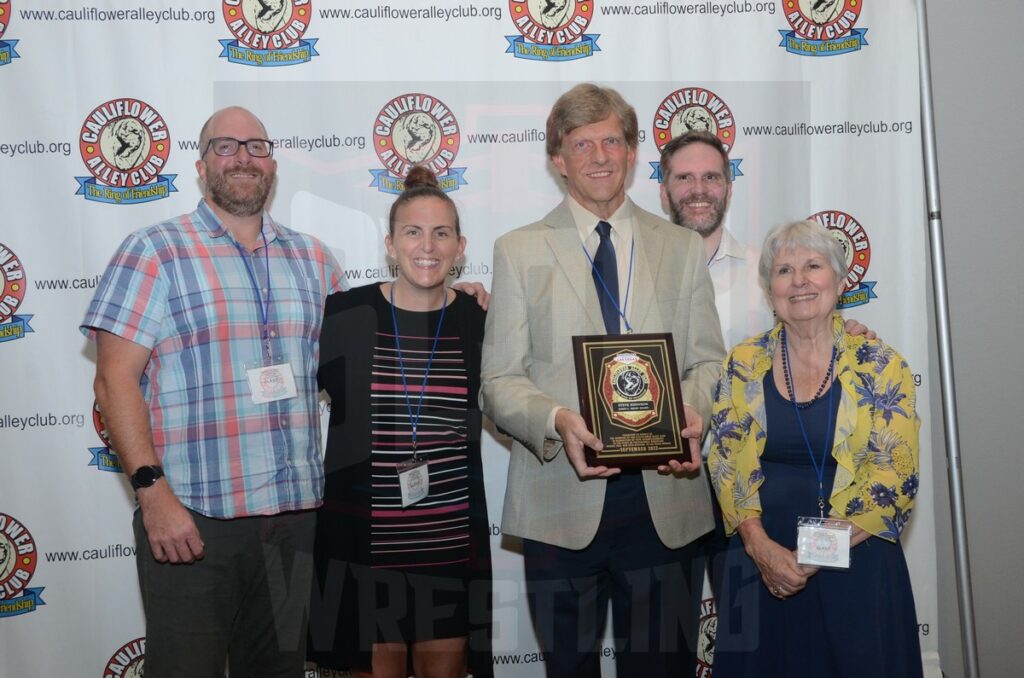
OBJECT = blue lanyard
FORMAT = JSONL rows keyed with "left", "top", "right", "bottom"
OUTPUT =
{"left": 781, "top": 328, "right": 836, "bottom": 518}
{"left": 233, "top": 230, "right": 272, "bottom": 359}
{"left": 581, "top": 233, "right": 635, "bottom": 333}
{"left": 389, "top": 284, "right": 448, "bottom": 459}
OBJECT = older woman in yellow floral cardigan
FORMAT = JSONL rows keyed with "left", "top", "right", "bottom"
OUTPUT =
{"left": 708, "top": 220, "right": 923, "bottom": 677}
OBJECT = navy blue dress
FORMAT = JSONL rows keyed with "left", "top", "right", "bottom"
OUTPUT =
{"left": 712, "top": 372, "right": 922, "bottom": 678}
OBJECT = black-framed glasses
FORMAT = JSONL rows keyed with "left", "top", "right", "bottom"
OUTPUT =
{"left": 204, "top": 137, "right": 274, "bottom": 158}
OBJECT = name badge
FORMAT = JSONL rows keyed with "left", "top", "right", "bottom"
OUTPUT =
{"left": 797, "top": 517, "right": 852, "bottom": 569}
{"left": 396, "top": 459, "right": 429, "bottom": 508}
{"left": 246, "top": 362, "right": 298, "bottom": 404}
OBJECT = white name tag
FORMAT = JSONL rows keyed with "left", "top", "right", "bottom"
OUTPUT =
{"left": 797, "top": 517, "right": 852, "bottom": 569}
{"left": 246, "top": 362, "right": 298, "bottom": 404}
{"left": 397, "top": 459, "right": 429, "bottom": 508}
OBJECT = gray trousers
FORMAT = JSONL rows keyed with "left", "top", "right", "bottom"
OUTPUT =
{"left": 133, "top": 507, "right": 316, "bottom": 678}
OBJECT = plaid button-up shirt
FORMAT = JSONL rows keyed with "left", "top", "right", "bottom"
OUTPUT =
{"left": 81, "top": 200, "right": 344, "bottom": 518}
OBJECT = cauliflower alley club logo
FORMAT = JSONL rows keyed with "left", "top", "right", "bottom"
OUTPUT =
{"left": 0, "top": 242, "right": 33, "bottom": 344}
{"left": 601, "top": 351, "right": 661, "bottom": 429}
{"left": 88, "top": 400, "right": 122, "bottom": 473}
{"left": 0, "top": 512, "right": 44, "bottom": 618}
{"left": 370, "top": 93, "right": 467, "bottom": 195}
{"left": 505, "top": 0, "right": 600, "bottom": 62}
{"left": 75, "top": 99, "right": 177, "bottom": 205}
{"left": 696, "top": 597, "right": 717, "bottom": 677}
{"left": 220, "top": 0, "right": 318, "bottom": 67}
{"left": 0, "top": 1, "right": 21, "bottom": 67}
{"left": 778, "top": 0, "right": 868, "bottom": 57}
{"left": 649, "top": 86, "right": 743, "bottom": 182}
{"left": 809, "top": 209, "right": 877, "bottom": 308}
{"left": 103, "top": 637, "right": 145, "bottom": 678}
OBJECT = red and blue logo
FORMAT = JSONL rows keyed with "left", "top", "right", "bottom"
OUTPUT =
{"left": 219, "top": 0, "right": 318, "bottom": 67}
{"left": 370, "top": 93, "right": 467, "bottom": 195}
{"left": 0, "top": 1, "right": 20, "bottom": 67}
{"left": 0, "top": 243, "right": 32, "bottom": 344}
{"left": 649, "top": 87, "right": 743, "bottom": 182}
{"left": 102, "top": 638, "right": 145, "bottom": 678}
{"left": 779, "top": 0, "right": 868, "bottom": 57}
{"left": 809, "top": 209, "right": 878, "bottom": 308}
{"left": 505, "top": 0, "right": 600, "bottom": 62}
{"left": 75, "top": 99, "right": 177, "bottom": 205}
{"left": 88, "top": 400, "right": 122, "bottom": 473}
{"left": 0, "top": 512, "right": 44, "bottom": 618}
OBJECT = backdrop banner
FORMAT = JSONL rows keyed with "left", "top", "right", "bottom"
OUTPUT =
{"left": 0, "top": 1, "right": 939, "bottom": 676}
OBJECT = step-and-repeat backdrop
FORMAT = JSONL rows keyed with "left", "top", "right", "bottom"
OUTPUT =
{"left": 0, "top": 1, "right": 941, "bottom": 676}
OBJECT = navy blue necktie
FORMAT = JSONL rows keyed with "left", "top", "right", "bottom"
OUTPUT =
{"left": 593, "top": 220, "right": 620, "bottom": 335}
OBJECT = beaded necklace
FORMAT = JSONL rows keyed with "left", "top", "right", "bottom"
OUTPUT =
{"left": 780, "top": 328, "right": 836, "bottom": 409}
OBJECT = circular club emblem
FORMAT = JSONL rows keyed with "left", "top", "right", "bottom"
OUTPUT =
{"left": 508, "top": 0, "right": 593, "bottom": 45}
{"left": 0, "top": 513, "right": 38, "bottom": 601}
{"left": 613, "top": 366, "right": 649, "bottom": 400}
{"left": 808, "top": 210, "right": 871, "bottom": 291}
{"left": 652, "top": 87, "right": 736, "bottom": 152}
{"left": 0, "top": 242, "right": 25, "bottom": 325}
{"left": 373, "top": 93, "right": 461, "bottom": 178}
{"left": 222, "top": 0, "right": 311, "bottom": 49}
{"left": 782, "top": 0, "right": 862, "bottom": 41}
{"left": 79, "top": 99, "right": 171, "bottom": 188}
{"left": 103, "top": 638, "right": 145, "bottom": 678}
{"left": 0, "top": 1, "right": 10, "bottom": 41}
{"left": 696, "top": 597, "right": 717, "bottom": 674}
{"left": 93, "top": 399, "right": 113, "bottom": 448}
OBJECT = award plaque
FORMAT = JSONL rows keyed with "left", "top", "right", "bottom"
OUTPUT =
{"left": 572, "top": 333, "right": 690, "bottom": 467}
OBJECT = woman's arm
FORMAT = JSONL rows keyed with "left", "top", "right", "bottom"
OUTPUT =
{"left": 738, "top": 517, "right": 810, "bottom": 598}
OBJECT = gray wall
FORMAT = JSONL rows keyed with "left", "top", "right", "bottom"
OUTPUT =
{"left": 926, "top": 1, "right": 1024, "bottom": 675}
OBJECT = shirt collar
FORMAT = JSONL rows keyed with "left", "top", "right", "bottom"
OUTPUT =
{"left": 195, "top": 199, "right": 287, "bottom": 245}
{"left": 711, "top": 226, "right": 750, "bottom": 264}
{"left": 566, "top": 195, "right": 635, "bottom": 245}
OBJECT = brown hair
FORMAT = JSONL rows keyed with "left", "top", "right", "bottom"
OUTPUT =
{"left": 545, "top": 83, "right": 638, "bottom": 159}
{"left": 658, "top": 130, "right": 731, "bottom": 182}
{"left": 388, "top": 166, "right": 460, "bottom": 235}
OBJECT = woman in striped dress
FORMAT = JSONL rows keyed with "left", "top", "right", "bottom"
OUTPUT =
{"left": 308, "top": 166, "right": 492, "bottom": 677}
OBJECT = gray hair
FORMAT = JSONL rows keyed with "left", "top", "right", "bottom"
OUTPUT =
{"left": 758, "top": 219, "right": 847, "bottom": 304}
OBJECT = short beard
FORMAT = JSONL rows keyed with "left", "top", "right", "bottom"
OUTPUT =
{"left": 669, "top": 196, "right": 727, "bottom": 238}
{"left": 207, "top": 167, "right": 272, "bottom": 217}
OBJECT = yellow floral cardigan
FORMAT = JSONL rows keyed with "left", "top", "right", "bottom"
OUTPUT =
{"left": 708, "top": 314, "right": 921, "bottom": 542}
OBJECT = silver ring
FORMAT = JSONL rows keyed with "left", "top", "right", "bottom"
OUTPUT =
{"left": 771, "top": 585, "right": 782, "bottom": 595}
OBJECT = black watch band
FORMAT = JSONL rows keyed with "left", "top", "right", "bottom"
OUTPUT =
{"left": 130, "top": 465, "right": 165, "bottom": 491}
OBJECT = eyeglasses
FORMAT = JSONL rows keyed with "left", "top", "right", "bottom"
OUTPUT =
{"left": 204, "top": 137, "right": 274, "bottom": 158}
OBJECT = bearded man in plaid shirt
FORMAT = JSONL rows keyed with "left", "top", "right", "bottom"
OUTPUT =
{"left": 81, "top": 106, "right": 342, "bottom": 678}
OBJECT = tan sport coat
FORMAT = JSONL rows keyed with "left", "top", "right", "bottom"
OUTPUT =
{"left": 481, "top": 198, "right": 726, "bottom": 550}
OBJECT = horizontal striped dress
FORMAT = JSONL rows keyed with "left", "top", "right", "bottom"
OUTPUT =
{"left": 308, "top": 283, "right": 492, "bottom": 674}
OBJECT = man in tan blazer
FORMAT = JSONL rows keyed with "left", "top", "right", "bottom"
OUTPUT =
{"left": 481, "top": 84, "right": 726, "bottom": 677}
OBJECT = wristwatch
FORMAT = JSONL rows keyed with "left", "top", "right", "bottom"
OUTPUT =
{"left": 130, "top": 465, "right": 165, "bottom": 491}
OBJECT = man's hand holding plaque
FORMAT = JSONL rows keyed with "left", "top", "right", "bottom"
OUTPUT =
{"left": 656, "top": 403, "right": 703, "bottom": 476}
{"left": 554, "top": 408, "right": 623, "bottom": 480}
